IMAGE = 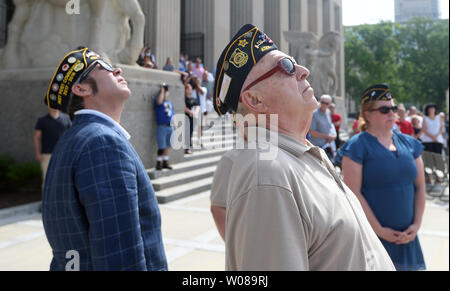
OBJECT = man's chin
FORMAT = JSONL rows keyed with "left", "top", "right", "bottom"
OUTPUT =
{"left": 302, "top": 91, "right": 318, "bottom": 108}
{"left": 122, "top": 89, "right": 132, "bottom": 100}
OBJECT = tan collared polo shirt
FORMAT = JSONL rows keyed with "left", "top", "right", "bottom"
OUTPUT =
{"left": 210, "top": 149, "right": 240, "bottom": 208}
{"left": 222, "top": 127, "right": 395, "bottom": 271}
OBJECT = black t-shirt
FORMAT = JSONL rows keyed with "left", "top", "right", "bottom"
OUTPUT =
{"left": 35, "top": 113, "right": 72, "bottom": 154}
{"left": 185, "top": 91, "right": 200, "bottom": 111}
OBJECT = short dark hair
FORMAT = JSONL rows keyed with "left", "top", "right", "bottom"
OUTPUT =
{"left": 424, "top": 104, "right": 438, "bottom": 117}
{"left": 68, "top": 77, "right": 98, "bottom": 120}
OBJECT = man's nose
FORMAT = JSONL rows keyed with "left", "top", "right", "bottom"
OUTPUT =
{"left": 295, "top": 64, "right": 309, "bottom": 81}
{"left": 113, "top": 67, "right": 122, "bottom": 76}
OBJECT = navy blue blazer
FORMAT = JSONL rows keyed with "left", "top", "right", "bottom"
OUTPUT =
{"left": 42, "top": 114, "right": 167, "bottom": 271}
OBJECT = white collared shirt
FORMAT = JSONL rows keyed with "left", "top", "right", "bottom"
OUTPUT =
{"left": 75, "top": 109, "right": 131, "bottom": 140}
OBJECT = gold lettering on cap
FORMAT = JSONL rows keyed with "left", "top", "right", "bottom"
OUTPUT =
{"left": 254, "top": 39, "right": 264, "bottom": 49}
{"left": 63, "top": 60, "right": 80, "bottom": 84}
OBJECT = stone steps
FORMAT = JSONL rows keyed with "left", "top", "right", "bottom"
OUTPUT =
{"left": 151, "top": 166, "right": 216, "bottom": 191}
{"left": 190, "top": 139, "right": 236, "bottom": 153}
{"left": 149, "top": 112, "right": 238, "bottom": 203}
{"left": 148, "top": 155, "right": 222, "bottom": 180}
{"left": 183, "top": 147, "right": 233, "bottom": 162}
{"left": 155, "top": 176, "right": 214, "bottom": 204}
{"left": 149, "top": 155, "right": 220, "bottom": 203}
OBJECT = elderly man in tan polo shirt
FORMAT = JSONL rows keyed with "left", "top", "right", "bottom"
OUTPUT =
{"left": 211, "top": 24, "right": 395, "bottom": 271}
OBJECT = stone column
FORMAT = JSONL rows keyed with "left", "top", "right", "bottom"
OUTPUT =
{"left": 230, "top": 0, "right": 264, "bottom": 37}
{"left": 307, "top": 0, "right": 323, "bottom": 36}
{"left": 333, "top": 0, "right": 347, "bottom": 131}
{"left": 334, "top": 0, "right": 345, "bottom": 99}
{"left": 139, "top": 0, "right": 181, "bottom": 70}
{"left": 182, "top": 0, "right": 230, "bottom": 72}
{"left": 288, "top": 0, "right": 309, "bottom": 56}
{"left": 322, "top": 0, "right": 336, "bottom": 33}
{"left": 289, "top": 0, "right": 308, "bottom": 32}
{"left": 264, "top": 0, "right": 289, "bottom": 53}
{"left": 211, "top": 0, "right": 231, "bottom": 72}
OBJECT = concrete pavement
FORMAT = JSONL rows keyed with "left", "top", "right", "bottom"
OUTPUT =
{"left": 0, "top": 191, "right": 448, "bottom": 271}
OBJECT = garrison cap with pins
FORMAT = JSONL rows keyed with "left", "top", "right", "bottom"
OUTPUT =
{"left": 45, "top": 46, "right": 114, "bottom": 113}
{"left": 361, "top": 83, "right": 392, "bottom": 105}
{"left": 213, "top": 24, "right": 278, "bottom": 116}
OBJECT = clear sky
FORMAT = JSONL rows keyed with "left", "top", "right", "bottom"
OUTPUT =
{"left": 342, "top": 0, "right": 449, "bottom": 26}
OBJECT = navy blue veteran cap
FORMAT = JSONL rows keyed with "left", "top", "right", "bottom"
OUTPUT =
{"left": 361, "top": 83, "right": 392, "bottom": 105}
{"left": 45, "top": 46, "right": 114, "bottom": 113}
{"left": 213, "top": 24, "right": 278, "bottom": 116}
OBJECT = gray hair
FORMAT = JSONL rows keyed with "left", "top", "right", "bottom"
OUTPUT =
{"left": 320, "top": 95, "right": 332, "bottom": 102}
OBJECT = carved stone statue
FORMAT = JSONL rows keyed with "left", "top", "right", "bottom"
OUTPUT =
{"left": 284, "top": 31, "right": 318, "bottom": 72}
{"left": 316, "top": 32, "right": 340, "bottom": 97}
{"left": 284, "top": 30, "right": 341, "bottom": 97}
{"left": 0, "top": 0, "right": 145, "bottom": 69}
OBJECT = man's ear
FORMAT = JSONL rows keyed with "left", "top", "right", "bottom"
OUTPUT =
{"left": 71, "top": 83, "right": 93, "bottom": 99}
{"left": 240, "top": 90, "right": 267, "bottom": 114}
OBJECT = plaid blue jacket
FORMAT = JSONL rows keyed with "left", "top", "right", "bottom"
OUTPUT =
{"left": 42, "top": 114, "right": 167, "bottom": 271}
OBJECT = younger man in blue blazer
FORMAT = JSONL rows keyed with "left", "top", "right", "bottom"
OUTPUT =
{"left": 42, "top": 47, "right": 167, "bottom": 271}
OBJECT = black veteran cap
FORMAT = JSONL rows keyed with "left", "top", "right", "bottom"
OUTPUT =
{"left": 45, "top": 46, "right": 112, "bottom": 113}
{"left": 213, "top": 24, "right": 278, "bottom": 116}
{"left": 361, "top": 83, "right": 392, "bottom": 105}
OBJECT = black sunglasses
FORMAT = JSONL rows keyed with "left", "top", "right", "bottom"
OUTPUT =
{"left": 370, "top": 105, "right": 398, "bottom": 114}
{"left": 78, "top": 60, "right": 115, "bottom": 84}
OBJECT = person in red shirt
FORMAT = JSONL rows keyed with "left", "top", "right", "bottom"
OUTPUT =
{"left": 396, "top": 104, "right": 414, "bottom": 136}
{"left": 329, "top": 103, "right": 342, "bottom": 147}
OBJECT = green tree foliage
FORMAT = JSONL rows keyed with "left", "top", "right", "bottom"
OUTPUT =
{"left": 0, "top": 153, "right": 41, "bottom": 191}
{"left": 345, "top": 18, "right": 449, "bottom": 111}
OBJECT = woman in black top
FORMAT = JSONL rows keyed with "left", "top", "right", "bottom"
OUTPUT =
{"left": 184, "top": 83, "right": 196, "bottom": 154}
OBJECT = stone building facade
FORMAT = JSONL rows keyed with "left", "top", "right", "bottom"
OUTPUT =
{"left": 137, "top": 0, "right": 345, "bottom": 97}
{"left": 0, "top": 0, "right": 345, "bottom": 165}
{"left": 1, "top": 0, "right": 344, "bottom": 95}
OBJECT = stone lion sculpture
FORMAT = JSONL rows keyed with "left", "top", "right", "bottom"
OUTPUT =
{"left": 0, "top": 0, "right": 145, "bottom": 69}
{"left": 284, "top": 31, "right": 341, "bottom": 97}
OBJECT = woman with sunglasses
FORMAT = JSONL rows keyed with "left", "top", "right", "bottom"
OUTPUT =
{"left": 339, "top": 84, "right": 426, "bottom": 271}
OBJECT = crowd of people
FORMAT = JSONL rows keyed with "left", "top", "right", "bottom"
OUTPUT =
{"left": 307, "top": 94, "right": 449, "bottom": 168}
{"left": 33, "top": 24, "right": 448, "bottom": 271}
{"left": 353, "top": 104, "right": 448, "bottom": 151}
{"left": 136, "top": 46, "right": 216, "bottom": 162}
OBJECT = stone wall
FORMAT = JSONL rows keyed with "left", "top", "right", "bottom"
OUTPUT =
{"left": 0, "top": 67, "right": 185, "bottom": 168}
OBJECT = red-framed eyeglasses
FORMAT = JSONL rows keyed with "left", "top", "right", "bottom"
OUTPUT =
{"left": 242, "top": 57, "right": 297, "bottom": 92}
